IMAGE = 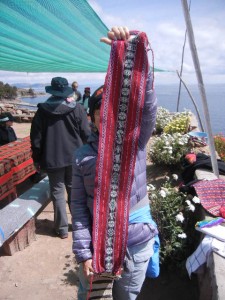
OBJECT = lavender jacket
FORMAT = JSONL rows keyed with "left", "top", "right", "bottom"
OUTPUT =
{"left": 71, "top": 72, "right": 157, "bottom": 263}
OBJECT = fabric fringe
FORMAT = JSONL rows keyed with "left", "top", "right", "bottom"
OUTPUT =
{"left": 87, "top": 278, "right": 113, "bottom": 300}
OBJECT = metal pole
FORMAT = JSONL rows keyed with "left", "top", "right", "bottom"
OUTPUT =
{"left": 181, "top": 0, "right": 219, "bottom": 178}
{"left": 176, "top": 70, "right": 204, "bottom": 132}
{"left": 176, "top": 28, "right": 187, "bottom": 112}
{"left": 177, "top": 0, "right": 191, "bottom": 112}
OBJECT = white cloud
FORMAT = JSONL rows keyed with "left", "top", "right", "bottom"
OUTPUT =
{"left": 0, "top": 71, "right": 106, "bottom": 86}
{"left": 88, "top": 0, "right": 225, "bottom": 84}
{"left": 1, "top": 0, "right": 225, "bottom": 85}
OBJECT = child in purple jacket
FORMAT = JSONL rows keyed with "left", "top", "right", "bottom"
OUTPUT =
{"left": 71, "top": 26, "right": 158, "bottom": 300}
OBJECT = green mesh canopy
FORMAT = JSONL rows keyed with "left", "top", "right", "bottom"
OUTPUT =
{"left": 0, "top": 0, "right": 165, "bottom": 73}
{"left": 0, "top": 0, "right": 110, "bottom": 72}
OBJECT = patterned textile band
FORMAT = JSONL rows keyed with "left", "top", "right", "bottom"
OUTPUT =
{"left": 92, "top": 31, "right": 150, "bottom": 276}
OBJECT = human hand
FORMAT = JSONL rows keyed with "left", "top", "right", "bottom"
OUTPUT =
{"left": 82, "top": 259, "right": 94, "bottom": 279}
{"left": 100, "top": 26, "right": 131, "bottom": 45}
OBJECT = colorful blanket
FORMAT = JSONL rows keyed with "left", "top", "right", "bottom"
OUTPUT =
{"left": 0, "top": 137, "right": 35, "bottom": 201}
{"left": 92, "top": 31, "right": 150, "bottom": 277}
{"left": 193, "top": 179, "right": 225, "bottom": 216}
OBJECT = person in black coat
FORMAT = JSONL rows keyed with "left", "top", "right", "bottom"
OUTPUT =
{"left": 30, "top": 77, "right": 91, "bottom": 239}
{"left": 82, "top": 87, "right": 91, "bottom": 114}
{"left": 0, "top": 112, "right": 17, "bottom": 146}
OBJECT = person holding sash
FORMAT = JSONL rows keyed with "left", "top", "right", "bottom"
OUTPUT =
{"left": 71, "top": 26, "right": 158, "bottom": 300}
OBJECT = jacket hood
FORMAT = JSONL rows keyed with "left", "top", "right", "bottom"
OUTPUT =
{"left": 87, "top": 131, "right": 99, "bottom": 152}
{"left": 37, "top": 96, "right": 76, "bottom": 116}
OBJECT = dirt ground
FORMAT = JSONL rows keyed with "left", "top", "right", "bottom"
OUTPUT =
{"left": 0, "top": 122, "right": 199, "bottom": 300}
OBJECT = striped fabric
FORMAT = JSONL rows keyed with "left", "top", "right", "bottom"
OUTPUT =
{"left": 193, "top": 179, "right": 225, "bottom": 216}
{"left": 88, "top": 278, "right": 113, "bottom": 300}
{"left": 0, "top": 137, "right": 35, "bottom": 201}
{"left": 92, "top": 31, "right": 150, "bottom": 277}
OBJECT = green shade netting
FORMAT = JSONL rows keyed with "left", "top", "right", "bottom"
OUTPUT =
{"left": 0, "top": 0, "right": 165, "bottom": 73}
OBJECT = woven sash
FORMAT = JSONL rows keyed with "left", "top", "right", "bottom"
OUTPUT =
{"left": 92, "top": 31, "right": 149, "bottom": 276}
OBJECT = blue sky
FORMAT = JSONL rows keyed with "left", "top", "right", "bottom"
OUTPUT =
{"left": 89, "top": 0, "right": 225, "bottom": 85}
{"left": 1, "top": 0, "right": 225, "bottom": 86}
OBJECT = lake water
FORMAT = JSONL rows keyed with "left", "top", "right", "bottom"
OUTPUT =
{"left": 21, "top": 83, "right": 225, "bottom": 135}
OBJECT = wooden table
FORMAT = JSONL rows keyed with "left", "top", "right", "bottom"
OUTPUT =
{"left": 0, "top": 137, "right": 36, "bottom": 202}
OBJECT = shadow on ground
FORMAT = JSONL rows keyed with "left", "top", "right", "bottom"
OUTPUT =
{"left": 62, "top": 260, "right": 80, "bottom": 287}
{"left": 35, "top": 218, "right": 55, "bottom": 236}
{"left": 138, "top": 267, "right": 199, "bottom": 300}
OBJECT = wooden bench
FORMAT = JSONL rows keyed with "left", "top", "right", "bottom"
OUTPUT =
{"left": 0, "top": 177, "right": 50, "bottom": 255}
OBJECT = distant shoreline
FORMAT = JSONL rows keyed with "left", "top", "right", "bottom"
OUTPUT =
{"left": 18, "top": 92, "right": 46, "bottom": 98}
{"left": 17, "top": 93, "right": 46, "bottom": 101}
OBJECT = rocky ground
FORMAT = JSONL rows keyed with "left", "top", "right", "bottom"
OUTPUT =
{"left": 0, "top": 101, "right": 36, "bottom": 123}
{"left": 0, "top": 122, "right": 199, "bottom": 300}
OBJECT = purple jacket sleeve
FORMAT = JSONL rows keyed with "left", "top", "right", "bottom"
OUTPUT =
{"left": 138, "top": 72, "right": 157, "bottom": 150}
{"left": 71, "top": 156, "right": 93, "bottom": 263}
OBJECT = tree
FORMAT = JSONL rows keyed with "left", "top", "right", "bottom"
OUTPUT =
{"left": 28, "top": 88, "right": 35, "bottom": 96}
{"left": 0, "top": 82, "right": 18, "bottom": 100}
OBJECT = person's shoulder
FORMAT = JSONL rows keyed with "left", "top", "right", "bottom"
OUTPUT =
{"left": 73, "top": 102, "right": 87, "bottom": 116}
{"left": 75, "top": 102, "right": 83, "bottom": 109}
{"left": 8, "top": 126, "right": 16, "bottom": 132}
{"left": 74, "top": 143, "right": 94, "bottom": 165}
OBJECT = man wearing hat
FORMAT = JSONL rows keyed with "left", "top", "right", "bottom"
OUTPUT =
{"left": 82, "top": 87, "right": 91, "bottom": 114}
{"left": 0, "top": 112, "right": 17, "bottom": 146}
{"left": 30, "top": 77, "right": 91, "bottom": 239}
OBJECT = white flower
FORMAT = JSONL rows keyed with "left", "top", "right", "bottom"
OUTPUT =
{"left": 172, "top": 174, "right": 178, "bottom": 181}
{"left": 192, "top": 196, "right": 201, "bottom": 204}
{"left": 178, "top": 233, "right": 187, "bottom": 239}
{"left": 159, "top": 189, "right": 167, "bottom": 198}
{"left": 185, "top": 200, "right": 191, "bottom": 206}
{"left": 175, "top": 212, "right": 185, "bottom": 223}
{"left": 147, "top": 184, "right": 156, "bottom": 191}
{"left": 187, "top": 204, "right": 195, "bottom": 212}
{"left": 151, "top": 194, "right": 157, "bottom": 199}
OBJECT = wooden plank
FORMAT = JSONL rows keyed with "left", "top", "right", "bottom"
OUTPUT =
{"left": 2, "top": 218, "right": 36, "bottom": 256}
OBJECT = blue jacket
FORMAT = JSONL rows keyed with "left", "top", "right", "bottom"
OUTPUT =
{"left": 71, "top": 72, "right": 158, "bottom": 263}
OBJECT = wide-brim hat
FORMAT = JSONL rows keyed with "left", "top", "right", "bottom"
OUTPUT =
{"left": 45, "top": 77, "right": 73, "bottom": 97}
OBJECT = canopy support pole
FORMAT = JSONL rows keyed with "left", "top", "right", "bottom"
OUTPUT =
{"left": 181, "top": 0, "right": 219, "bottom": 178}
{"left": 176, "top": 70, "right": 204, "bottom": 132}
{"left": 177, "top": 0, "right": 191, "bottom": 112}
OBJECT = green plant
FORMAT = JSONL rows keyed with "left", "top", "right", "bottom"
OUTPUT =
{"left": 155, "top": 107, "right": 191, "bottom": 135}
{"left": 163, "top": 112, "right": 191, "bottom": 134}
{"left": 149, "top": 133, "right": 190, "bottom": 165}
{"left": 148, "top": 177, "right": 200, "bottom": 269}
{"left": 155, "top": 107, "right": 173, "bottom": 134}
{"left": 214, "top": 134, "right": 225, "bottom": 161}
